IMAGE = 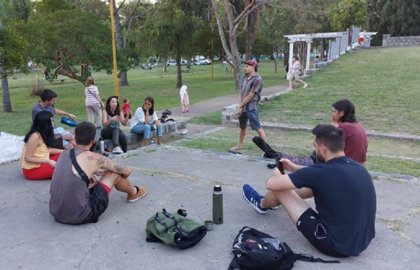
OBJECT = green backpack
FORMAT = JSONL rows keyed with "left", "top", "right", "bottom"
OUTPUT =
{"left": 145, "top": 208, "right": 207, "bottom": 249}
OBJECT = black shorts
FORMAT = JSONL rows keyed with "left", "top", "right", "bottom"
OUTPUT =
{"left": 296, "top": 208, "right": 346, "bottom": 257}
{"left": 81, "top": 183, "right": 109, "bottom": 224}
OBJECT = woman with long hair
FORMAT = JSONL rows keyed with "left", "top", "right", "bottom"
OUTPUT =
{"left": 84, "top": 76, "right": 102, "bottom": 128}
{"left": 130, "top": 96, "right": 163, "bottom": 146}
{"left": 331, "top": 99, "right": 368, "bottom": 163}
{"left": 101, "top": 96, "right": 128, "bottom": 154}
{"left": 20, "top": 111, "right": 64, "bottom": 180}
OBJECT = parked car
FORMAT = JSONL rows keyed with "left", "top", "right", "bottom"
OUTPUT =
{"left": 193, "top": 58, "right": 212, "bottom": 65}
{"left": 166, "top": 60, "right": 176, "bottom": 66}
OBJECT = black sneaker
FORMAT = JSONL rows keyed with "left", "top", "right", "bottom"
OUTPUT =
{"left": 242, "top": 184, "right": 268, "bottom": 214}
{"left": 267, "top": 163, "right": 276, "bottom": 169}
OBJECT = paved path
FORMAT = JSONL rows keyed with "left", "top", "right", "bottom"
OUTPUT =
{"left": 1, "top": 145, "right": 419, "bottom": 269}
{"left": 169, "top": 83, "right": 291, "bottom": 121}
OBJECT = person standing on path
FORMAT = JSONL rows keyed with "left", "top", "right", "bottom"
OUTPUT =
{"left": 84, "top": 76, "right": 103, "bottom": 128}
{"left": 229, "top": 60, "right": 268, "bottom": 153}
{"left": 287, "top": 56, "right": 308, "bottom": 90}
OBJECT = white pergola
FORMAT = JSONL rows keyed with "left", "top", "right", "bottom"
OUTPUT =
{"left": 284, "top": 32, "right": 349, "bottom": 74}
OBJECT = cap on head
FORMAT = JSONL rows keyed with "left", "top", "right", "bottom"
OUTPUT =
{"left": 244, "top": 60, "right": 258, "bottom": 68}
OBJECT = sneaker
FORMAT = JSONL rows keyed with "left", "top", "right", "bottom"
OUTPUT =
{"left": 112, "top": 146, "right": 123, "bottom": 154}
{"left": 127, "top": 186, "right": 147, "bottom": 202}
{"left": 242, "top": 184, "right": 268, "bottom": 214}
{"left": 267, "top": 163, "right": 276, "bottom": 169}
{"left": 303, "top": 83, "right": 308, "bottom": 89}
{"left": 229, "top": 144, "right": 243, "bottom": 153}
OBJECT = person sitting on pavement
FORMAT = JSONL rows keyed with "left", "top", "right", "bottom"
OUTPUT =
{"left": 229, "top": 60, "right": 268, "bottom": 154}
{"left": 242, "top": 124, "right": 376, "bottom": 257}
{"left": 32, "top": 89, "right": 77, "bottom": 147}
{"left": 256, "top": 99, "right": 368, "bottom": 168}
{"left": 49, "top": 121, "right": 147, "bottom": 225}
{"left": 287, "top": 55, "right": 308, "bottom": 90}
{"left": 130, "top": 96, "right": 164, "bottom": 146}
{"left": 101, "top": 96, "right": 128, "bottom": 154}
{"left": 20, "top": 111, "right": 64, "bottom": 180}
{"left": 331, "top": 99, "right": 368, "bottom": 164}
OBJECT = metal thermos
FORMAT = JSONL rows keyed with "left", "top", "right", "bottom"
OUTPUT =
{"left": 212, "top": 185, "right": 223, "bottom": 224}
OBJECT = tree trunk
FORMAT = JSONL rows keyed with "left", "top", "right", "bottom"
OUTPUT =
{"left": 245, "top": 3, "right": 258, "bottom": 60}
{"left": 113, "top": 0, "right": 129, "bottom": 87}
{"left": 0, "top": 66, "right": 12, "bottom": 112}
{"left": 175, "top": 42, "right": 183, "bottom": 89}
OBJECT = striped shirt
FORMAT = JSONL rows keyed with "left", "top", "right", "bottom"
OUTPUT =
{"left": 85, "top": 85, "right": 100, "bottom": 106}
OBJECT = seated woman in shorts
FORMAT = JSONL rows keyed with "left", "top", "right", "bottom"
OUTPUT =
{"left": 20, "top": 111, "right": 64, "bottom": 180}
{"left": 130, "top": 96, "right": 163, "bottom": 146}
{"left": 101, "top": 96, "right": 128, "bottom": 154}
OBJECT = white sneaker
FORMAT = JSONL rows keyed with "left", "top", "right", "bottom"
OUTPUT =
{"left": 112, "top": 146, "right": 123, "bottom": 154}
{"left": 303, "top": 83, "right": 308, "bottom": 89}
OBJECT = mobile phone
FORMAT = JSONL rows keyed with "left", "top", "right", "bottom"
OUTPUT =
{"left": 275, "top": 158, "right": 285, "bottom": 174}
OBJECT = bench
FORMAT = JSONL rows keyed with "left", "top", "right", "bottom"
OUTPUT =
{"left": 96, "top": 120, "right": 187, "bottom": 152}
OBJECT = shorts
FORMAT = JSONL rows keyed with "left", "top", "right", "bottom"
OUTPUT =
{"left": 287, "top": 72, "right": 300, "bottom": 81}
{"left": 80, "top": 183, "right": 110, "bottom": 224}
{"left": 296, "top": 208, "right": 346, "bottom": 257}
{"left": 238, "top": 110, "right": 261, "bottom": 130}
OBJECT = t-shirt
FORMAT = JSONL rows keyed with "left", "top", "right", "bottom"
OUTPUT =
{"left": 130, "top": 108, "right": 159, "bottom": 129}
{"left": 122, "top": 102, "right": 131, "bottom": 116}
{"left": 289, "top": 157, "right": 376, "bottom": 256}
{"left": 339, "top": 122, "right": 368, "bottom": 163}
{"left": 240, "top": 73, "right": 263, "bottom": 112}
{"left": 49, "top": 149, "right": 91, "bottom": 224}
{"left": 85, "top": 85, "right": 100, "bottom": 107}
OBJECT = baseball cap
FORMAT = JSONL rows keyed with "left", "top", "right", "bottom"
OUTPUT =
{"left": 243, "top": 60, "right": 258, "bottom": 68}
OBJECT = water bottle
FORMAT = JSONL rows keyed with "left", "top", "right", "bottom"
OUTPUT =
{"left": 60, "top": 116, "right": 77, "bottom": 127}
{"left": 99, "top": 141, "right": 105, "bottom": 153}
{"left": 212, "top": 185, "right": 223, "bottom": 224}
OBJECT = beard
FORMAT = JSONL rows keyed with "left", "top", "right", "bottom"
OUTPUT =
{"left": 315, "top": 151, "right": 325, "bottom": 163}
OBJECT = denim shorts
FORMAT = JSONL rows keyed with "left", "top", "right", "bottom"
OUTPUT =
{"left": 296, "top": 208, "right": 346, "bottom": 257}
{"left": 238, "top": 110, "right": 261, "bottom": 130}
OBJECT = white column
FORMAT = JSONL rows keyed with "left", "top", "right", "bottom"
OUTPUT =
{"left": 327, "top": 40, "right": 332, "bottom": 61}
{"left": 288, "top": 40, "right": 294, "bottom": 72}
{"left": 305, "top": 40, "right": 312, "bottom": 72}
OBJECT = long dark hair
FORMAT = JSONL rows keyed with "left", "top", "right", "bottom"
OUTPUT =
{"left": 105, "top": 96, "right": 120, "bottom": 116}
{"left": 143, "top": 96, "right": 155, "bottom": 115}
{"left": 24, "top": 111, "right": 55, "bottom": 147}
{"left": 332, "top": 99, "right": 357, "bottom": 123}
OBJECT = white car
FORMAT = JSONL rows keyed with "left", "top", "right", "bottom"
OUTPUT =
{"left": 166, "top": 60, "right": 176, "bottom": 66}
{"left": 194, "top": 58, "right": 212, "bottom": 65}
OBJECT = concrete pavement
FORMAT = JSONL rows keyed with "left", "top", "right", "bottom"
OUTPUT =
{"left": 1, "top": 144, "right": 420, "bottom": 270}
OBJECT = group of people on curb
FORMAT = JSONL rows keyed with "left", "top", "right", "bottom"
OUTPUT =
{"left": 18, "top": 61, "right": 376, "bottom": 260}
{"left": 229, "top": 59, "right": 376, "bottom": 258}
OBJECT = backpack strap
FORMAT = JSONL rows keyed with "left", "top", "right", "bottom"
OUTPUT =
{"left": 162, "top": 208, "right": 178, "bottom": 226}
{"left": 154, "top": 213, "right": 169, "bottom": 231}
{"left": 295, "top": 253, "right": 340, "bottom": 264}
{"left": 70, "top": 149, "right": 90, "bottom": 187}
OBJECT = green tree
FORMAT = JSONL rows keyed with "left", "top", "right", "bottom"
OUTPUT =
{"left": 367, "top": 0, "right": 420, "bottom": 44}
{"left": 23, "top": 0, "right": 131, "bottom": 85}
{"left": 143, "top": 0, "right": 203, "bottom": 88}
{"left": 329, "top": 0, "right": 367, "bottom": 31}
{"left": 0, "top": 0, "right": 29, "bottom": 112}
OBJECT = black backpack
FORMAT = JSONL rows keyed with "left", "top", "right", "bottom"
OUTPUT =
{"left": 228, "top": 226, "right": 340, "bottom": 270}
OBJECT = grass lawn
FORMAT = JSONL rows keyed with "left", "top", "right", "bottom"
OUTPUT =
{"left": 259, "top": 47, "right": 420, "bottom": 136}
{"left": 0, "top": 61, "right": 286, "bottom": 135}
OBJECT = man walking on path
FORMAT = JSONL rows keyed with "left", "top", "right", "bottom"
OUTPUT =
{"left": 49, "top": 122, "right": 147, "bottom": 224}
{"left": 242, "top": 124, "right": 376, "bottom": 257}
{"left": 229, "top": 60, "right": 268, "bottom": 153}
{"left": 287, "top": 56, "right": 308, "bottom": 90}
